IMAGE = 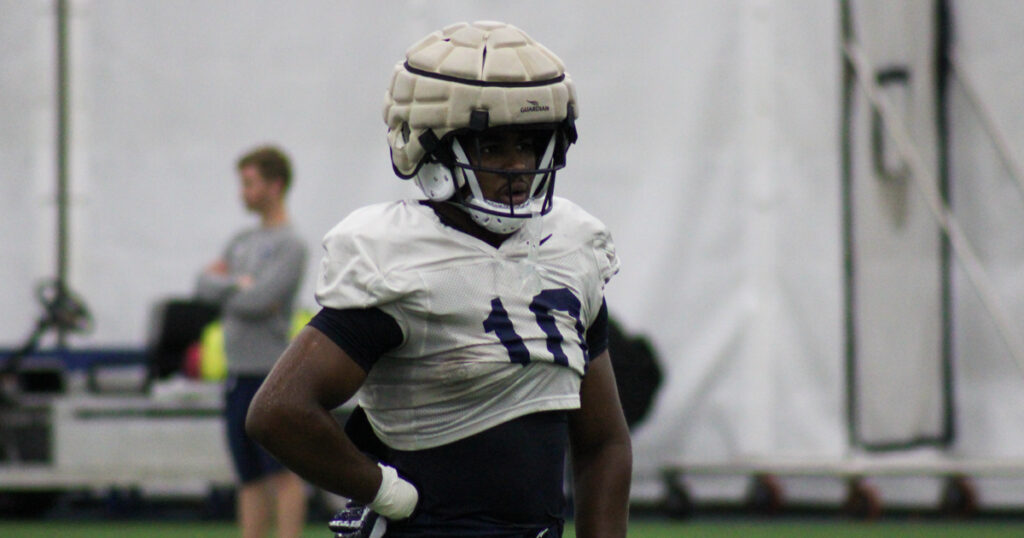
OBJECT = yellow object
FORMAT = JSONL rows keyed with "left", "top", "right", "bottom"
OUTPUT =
{"left": 199, "top": 322, "right": 228, "bottom": 381}
{"left": 197, "top": 309, "right": 313, "bottom": 382}
{"left": 290, "top": 308, "right": 314, "bottom": 339}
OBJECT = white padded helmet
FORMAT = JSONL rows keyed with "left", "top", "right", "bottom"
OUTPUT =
{"left": 383, "top": 21, "right": 579, "bottom": 234}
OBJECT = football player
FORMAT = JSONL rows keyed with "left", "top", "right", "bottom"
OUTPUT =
{"left": 246, "top": 21, "right": 632, "bottom": 538}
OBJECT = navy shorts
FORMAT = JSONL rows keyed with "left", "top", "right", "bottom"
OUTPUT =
{"left": 224, "top": 375, "right": 285, "bottom": 483}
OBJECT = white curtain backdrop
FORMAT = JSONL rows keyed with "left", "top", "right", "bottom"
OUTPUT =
{"left": 3, "top": 0, "right": 1024, "bottom": 507}
{"left": 949, "top": 0, "right": 1024, "bottom": 506}
{"left": 0, "top": 0, "right": 847, "bottom": 502}
{"left": 0, "top": 1, "right": 58, "bottom": 347}
{"left": 624, "top": 1, "right": 844, "bottom": 500}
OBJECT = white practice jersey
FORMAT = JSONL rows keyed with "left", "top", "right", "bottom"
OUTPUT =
{"left": 315, "top": 197, "right": 619, "bottom": 450}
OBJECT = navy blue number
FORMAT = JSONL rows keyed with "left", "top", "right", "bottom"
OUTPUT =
{"left": 529, "top": 288, "right": 587, "bottom": 366}
{"left": 484, "top": 288, "right": 587, "bottom": 366}
{"left": 483, "top": 297, "right": 531, "bottom": 365}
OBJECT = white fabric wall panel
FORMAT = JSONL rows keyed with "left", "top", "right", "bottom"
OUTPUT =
{"left": 950, "top": 0, "right": 1024, "bottom": 460}
{"left": 39, "top": 0, "right": 740, "bottom": 349}
{"left": 846, "top": 0, "right": 948, "bottom": 447}
{"left": 65, "top": 1, "right": 407, "bottom": 348}
{"left": 11, "top": 0, "right": 996, "bottom": 503}
{"left": 2, "top": 1, "right": 846, "bottom": 498}
{"left": 0, "top": 1, "right": 58, "bottom": 348}
{"left": 628, "top": 0, "right": 844, "bottom": 496}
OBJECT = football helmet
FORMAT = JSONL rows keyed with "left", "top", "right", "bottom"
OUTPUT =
{"left": 383, "top": 21, "right": 579, "bottom": 234}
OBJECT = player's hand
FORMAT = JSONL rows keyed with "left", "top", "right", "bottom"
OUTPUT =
{"left": 328, "top": 501, "right": 382, "bottom": 538}
{"left": 327, "top": 463, "right": 417, "bottom": 538}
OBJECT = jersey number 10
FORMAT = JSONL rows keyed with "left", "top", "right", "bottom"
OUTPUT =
{"left": 482, "top": 288, "right": 588, "bottom": 367}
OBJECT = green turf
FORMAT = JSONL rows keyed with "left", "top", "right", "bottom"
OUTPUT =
{"left": 2, "top": 520, "right": 1024, "bottom": 537}
{"left": 576, "top": 521, "right": 1024, "bottom": 538}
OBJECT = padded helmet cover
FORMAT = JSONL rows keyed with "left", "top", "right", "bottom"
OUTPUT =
{"left": 384, "top": 21, "right": 579, "bottom": 178}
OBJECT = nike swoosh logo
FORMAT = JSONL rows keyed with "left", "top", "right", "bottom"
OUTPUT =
{"left": 539, "top": 234, "right": 553, "bottom": 246}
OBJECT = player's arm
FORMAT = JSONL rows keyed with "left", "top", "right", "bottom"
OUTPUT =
{"left": 246, "top": 306, "right": 418, "bottom": 520}
{"left": 568, "top": 348, "right": 632, "bottom": 538}
{"left": 246, "top": 325, "right": 383, "bottom": 502}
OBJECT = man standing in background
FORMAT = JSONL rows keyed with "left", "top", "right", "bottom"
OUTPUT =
{"left": 196, "top": 145, "right": 308, "bottom": 538}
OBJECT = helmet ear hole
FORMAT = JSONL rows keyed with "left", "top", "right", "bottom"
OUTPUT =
{"left": 414, "top": 161, "right": 456, "bottom": 200}
{"left": 400, "top": 122, "right": 411, "bottom": 144}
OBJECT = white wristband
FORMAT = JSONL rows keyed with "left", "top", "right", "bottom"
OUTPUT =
{"left": 368, "top": 463, "right": 419, "bottom": 520}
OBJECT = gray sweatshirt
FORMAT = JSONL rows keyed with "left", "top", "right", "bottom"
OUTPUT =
{"left": 195, "top": 224, "right": 307, "bottom": 376}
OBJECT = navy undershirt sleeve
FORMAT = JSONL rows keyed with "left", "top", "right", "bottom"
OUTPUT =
{"left": 308, "top": 306, "right": 403, "bottom": 372}
{"left": 586, "top": 299, "right": 609, "bottom": 358}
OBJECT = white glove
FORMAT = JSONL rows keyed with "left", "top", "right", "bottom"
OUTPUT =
{"left": 368, "top": 463, "right": 418, "bottom": 520}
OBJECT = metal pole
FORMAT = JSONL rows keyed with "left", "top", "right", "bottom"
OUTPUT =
{"left": 837, "top": 0, "right": 859, "bottom": 450}
{"left": 55, "top": 0, "right": 70, "bottom": 347}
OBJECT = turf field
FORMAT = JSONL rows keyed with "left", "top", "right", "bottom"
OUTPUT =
{"left": 2, "top": 520, "right": 1024, "bottom": 537}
